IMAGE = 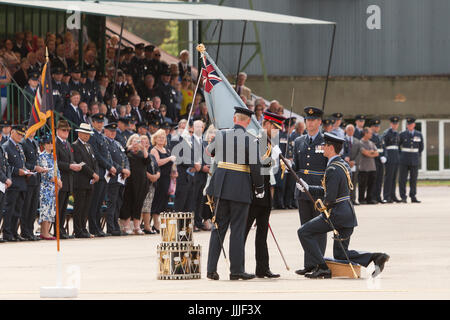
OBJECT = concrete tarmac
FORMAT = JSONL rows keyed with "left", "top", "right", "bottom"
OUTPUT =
{"left": 1, "top": 186, "right": 449, "bottom": 300}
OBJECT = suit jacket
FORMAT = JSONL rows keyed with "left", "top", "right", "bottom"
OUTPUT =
{"left": 343, "top": 136, "right": 361, "bottom": 166}
{"left": 56, "top": 137, "right": 74, "bottom": 193}
{"left": 105, "top": 137, "right": 126, "bottom": 184}
{"left": 178, "top": 61, "right": 192, "bottom": 79}
{"left": 21, "top": 138, "right": 40, "bottom": 186}
{"left": 0, "top": 145, "right": 11, "bottom": 184}
{"left": 3, "top": 139, "right": 27, "bottom": 191}
{"left": 63, "top": 103, "right": 83, "bottom": 128}
{"left": 72, "top": 139, "right": 98, "bottom": 190}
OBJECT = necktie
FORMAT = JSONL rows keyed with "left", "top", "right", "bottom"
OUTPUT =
{"left": 309, "top": 137, "right": 313, "bottom": 144}
{"left": 16, "top": 144, "right": 25, "bottom": 165}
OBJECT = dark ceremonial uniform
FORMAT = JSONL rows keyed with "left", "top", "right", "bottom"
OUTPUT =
{"left": 369, "top": 119, "right": 385, "bottom": 203}
{"left": 206, "top": 111, "right": 264, "bottom": 278}
{"left": 72, "top": 136, "right": 98, "bottom": 237}
{"left": 382, "top": 117, "right": 401, "bottom": 202}
{"left": 20, "top": 137, "right": 41, "bottom": 240}
{"left": 0, "top": 144, "right": 10, "bottom": 235}
{"left": 298, "top": 153, "right": 374, "bottom": 275}
{"left": 104, "top": 124, "right": 129, "bottom": 235}
{"left": 353, "top": 115, "right": 366, "bottom": 140}
{"left": 244, "top": 111, "right": 285, "bottom": 278}
{"left": 293, "top": 107, "right": 328, "bottom": 272}
{"left": 398, "top": 119, "right": 424, "bottom": 202}
{"left": 2, "top": 134, "right": 27, "bottom": 241}
{"left": 192, "top": 135, "right": 208, "bottom": 229}
{"left": 88, "top": 114, "right": 114, "bottom": 236}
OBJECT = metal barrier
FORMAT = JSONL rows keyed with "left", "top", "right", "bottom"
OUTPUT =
{"left": 4, "top": 82, "right": 78, "bottom": 142}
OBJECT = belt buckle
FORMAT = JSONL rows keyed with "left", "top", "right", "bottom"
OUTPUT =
{"left": 304, "top": 169, "right": 309, "bottom": 175}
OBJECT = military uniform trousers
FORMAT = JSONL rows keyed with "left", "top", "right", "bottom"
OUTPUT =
{"left": 105, "top": 182, "right": 122, "bottom": 233}
{"left": 298, "top": 215, "right": 373, "bottom": 268}
{"left": 21, "top": 184, "right": 40, "bottom": 237}
{"left": 193, "top": 173, "right": 207, "bottom": 228}
{"left": 88, "top": 179, "right": 108, "bottom": 235}
{"left": 383, "top": 163, "right": 399, "bottom": 201}
{"left": 207, "top": 199, "right": 250, "bottom": 274}
{"left": 73, "top": 188, "right": 94, "bottom": 236}
{"left": 373, "top": 160, "right": 384, "bottom": 202}
{"left": 284, "top": 171, "right": 297, "bottom": 208}
{"left": 298, "top": 199, "right": 327, "bottom": 268}
{"left": 3, "top": 189, "right": 26, "bottom": 239}
{"left": 244, "top": 204, "right": 271, "bottom": 274}
{"left": 398, "top": 164, "right": 418, "bottom": 200}
{"left": 350, "top": 171, "right": 358, "bottom": 203}
{"left": 273, "top": 169, "right": 286, "bottom": 208}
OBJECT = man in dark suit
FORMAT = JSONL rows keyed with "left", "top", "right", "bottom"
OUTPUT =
{"left": 63, "top": 90, "right": 83, "bottom": 140}
{"left": 297, "top": 133, "right": 389, "bottom": 279}
{"left": 155, "top": 70, "right": 177, "bottom": 121}
{"left": 21, "top": 72, "right": 39, "bottom": 121}
{"left": 20, "top": 127, "right": 47, "bottom": 240}
{"left": 2, "top": 125, "right": 32, "bottom": 241}
{"left": 56, "top": 120, "right": 83, "bottom": 239}
{"left": 72, "top": 123, "right": 99, "bottom": 238}
{"left": 88, "top": 113, "right": 116, "bottom": 237}
{"left": 178, "top": 49, "right": 192, "bottom": 79}
{"left": 244, "top": 112, "right": 285, "bottom": 279}
{"left": 206, "top": 107, "right": 264, "bottom": 281}
{"left": 130, "top": 94, "right": 144, "bottom": 123}
{"left": 103, "top": 123, "right": 130, "bottom": 236}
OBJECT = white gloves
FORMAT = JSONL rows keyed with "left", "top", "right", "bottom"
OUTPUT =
{"left": 271, "top": 145, "right": 282, "bottom": 160}
{"left": 296, "top": 178, "right": 309, "bottom": 192}
{"left": 255, "top": 190, "right": 265, "bottom": 199}
{"left": 380, "top": 156, "right": 387, "bottom": 164}
{"left": 283, "top": 159, "right": 292, "bottom": 167}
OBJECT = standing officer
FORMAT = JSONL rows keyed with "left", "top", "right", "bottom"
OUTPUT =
{"left": 369, "top": 119, "right": 386, "bottom": 203}
{"left": 52, "top": 66, "right": 67, "bottom": 113}
{"left": 292, "top": 107, "right": 328, "bottom": 276}
{"left": 0, "top": 137, "right": 11, "bottom": 242}
{"left": 382, "top": 116, "right": 402, "bottom": 203}
{"left": 206, "top": 107, "right": 264, "bottom": 281}
{"left": 398, "top": 117, "right": 424, "bottom": 203}
{"left": 354, "top": 115, "right": 366, "bottom": 139}
{"left": 2, "top": 125, "right": 31, "bottom": 241}
{"left": 104, "top": 122, "right": 131, "bottom": 235}
{"left": 244, "top": 111, "right": 285, "bottom": 278}
{"left": 296, "top": 133, "right": 390, "bottom": 278}
{"left": 88, "top": 113, "right": 116, "bottom": 237}
{"left": 331, "top": 113, "right": 345, "bottom": 138}
{"left": 20, "top": 127, "right": 47, "bottom": 241}
{"left": 116, "top": 117, "right": 130, "bottom": 149}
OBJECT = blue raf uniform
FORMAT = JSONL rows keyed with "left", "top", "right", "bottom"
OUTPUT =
{"left": 353, "top": 115, "right": 366, "bottom": 140}
{"left": 398, "top": 117, "right": 424, "bottom": 203}
{"left": 297, "top": 133, "right": 389, "bottom": 279}
{"left": 2, "top": 126, "right": 28, "bottom": 241}
{"left": 88, "top": 113, "right": 114, "bottom": 236}
{"left": 369, "top": 119, "right": 385, "bottom": 203}
{"left": 206, "top": 107, "right": 264, "bottom": 281}
{"left": 382, "top": 116, "right": 401, "bottom": 203}
{"left": 292, "top": 107, "right": 328, "bottom": 275}
{"left": 330, "top": 113, "right": 345, "bottom": 139}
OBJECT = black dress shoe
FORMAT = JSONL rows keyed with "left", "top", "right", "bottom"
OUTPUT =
{"left": 393, "top": 198, "right": 402, "bottom": 203}
{"left": 3, "top": 237, "right": 18, "bottom": 242}
{"left": 305, "top": 267, "right": 332, "bottom": 279}
{"left": 230, "top": 272, "right": 256, "bottom": 280}
{"left": 380, "top": 199, "right": 388, "bottom": 204}
{"left": 367, "top": 200, "right": 378, "bottom": 205}
{"left": 207, "top": 272, "right": 220, "bottom": 280}
{"left": 352, "top": 201, "right": 360, "bottom": 206}
{"left": 104, "top": 232, "right": 112, "bottom": 237}
{"left": 94, "top": 232, "right": 107, "bottom": 237}
{"left": 152, "top": 226, "right": 160, "bottom": 234}
{"left": 411, "top": 198, "right": 421, "bottom": 203}
{"left": 256, "top": 270, "right": 280, "bottom": 278}
{"left": 60, "top": 233, "right": 70, "bottom": 239}
{"left": 0, "top": 238, "right": 6, "bottom": 243}
{"left": 143, "top": 229, "right": 156, "bottom": 235}
{"left": 295, "top": 266, "right": 315, "bottom": 276}
{"left": 111, "top": 230, "right": 122, "bottom": 236}
{"left": 15, "top": 235, "right": 26, "bottom": 241}
{"left": 372, "top": 253, "right": 390, "bottom": 278}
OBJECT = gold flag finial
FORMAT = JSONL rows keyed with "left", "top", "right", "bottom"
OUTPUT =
{"left": 196, "top": 43, "right": 206, "bottom": 53}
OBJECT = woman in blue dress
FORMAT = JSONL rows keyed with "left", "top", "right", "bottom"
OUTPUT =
{"left": 37, "top": 135, "right": 62, "bottom": 240}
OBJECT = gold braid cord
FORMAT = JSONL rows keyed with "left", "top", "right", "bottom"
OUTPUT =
{"left": 333, "top": 162, "right": 354, "bottom": 191}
